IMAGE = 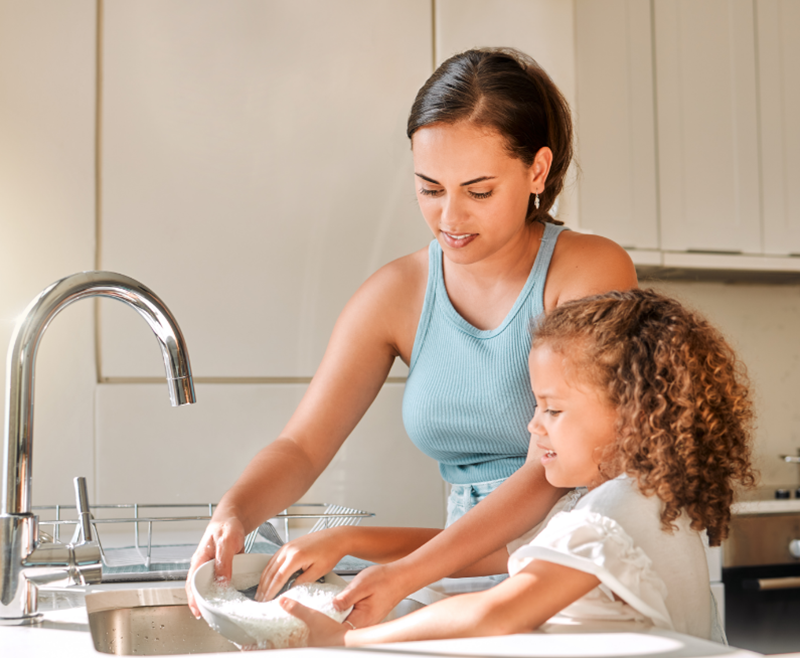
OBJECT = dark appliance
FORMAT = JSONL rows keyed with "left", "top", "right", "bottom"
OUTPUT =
{"left": 723, "top": 507, "right": 800, "bottom": 654}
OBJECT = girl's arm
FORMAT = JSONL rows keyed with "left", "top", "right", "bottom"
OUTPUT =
{"left": 283, "top": 559, "right": 601, "bottom": 647}
{"left": 333, "top": 447, "right": 566, "bottom": 627}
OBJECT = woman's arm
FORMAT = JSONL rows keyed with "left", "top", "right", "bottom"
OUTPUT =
{"left": 284, "top": 559, "right": 601, "bottom": 647}
{"left": 187, "top": 252, "right": 427, "bottom": 617}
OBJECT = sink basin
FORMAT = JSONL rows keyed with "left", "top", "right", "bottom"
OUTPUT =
{"left": 86, "top": 584, "right": 426, "bottom": 655}
{"left": 86, "top": 586, "right": 238, "bottom": 655}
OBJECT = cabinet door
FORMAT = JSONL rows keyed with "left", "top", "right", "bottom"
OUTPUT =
{"left": 758, "top": 0, "right": 800, "bottom": 255}
{"left": 655, "top": 0, "right": 761, "bottom": 254}
{"left": 575, "top": 0, "right": 659, "bottom": 249}
{"left": 99, "top": 0, "right": 432, "bottom": 378}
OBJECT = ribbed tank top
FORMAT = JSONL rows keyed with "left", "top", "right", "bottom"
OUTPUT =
{"left": 402, "top": 222, "right": 567, "bottom": 485}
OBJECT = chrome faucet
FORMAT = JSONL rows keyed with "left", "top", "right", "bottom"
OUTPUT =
{"left": 0, "top": 272, "right": 196, "bottom": 623}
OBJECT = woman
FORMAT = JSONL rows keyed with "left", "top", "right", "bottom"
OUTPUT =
{"left": 187, "top": 47, "right": 637, "bottom": 625}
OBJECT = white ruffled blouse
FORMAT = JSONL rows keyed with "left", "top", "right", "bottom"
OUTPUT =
{"left": 507, "top": 476, "right": 721, "bottom": 641}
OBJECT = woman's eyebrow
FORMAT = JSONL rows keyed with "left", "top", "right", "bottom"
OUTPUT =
{"left": 415, "top": 173, "right": 497, "bottom": 186}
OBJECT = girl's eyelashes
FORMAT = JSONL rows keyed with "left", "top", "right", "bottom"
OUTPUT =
{"left": 419, "top": 187, "right": 442, "bottom": 197}
{"left": 545, "top": 408, "right": 562, "bottom": 416}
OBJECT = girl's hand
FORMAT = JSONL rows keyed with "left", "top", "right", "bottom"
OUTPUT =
{"left": 186, "top": 517, "right": 247, "bottom": 618}
{"left": 256, "top": 528, "right": 350, "bottom": 602}
{"left": 333, "top": 563, "right": 406, "bottom": 628}
{"left": 279, "top": 598, "right": 350, "bottom": 647}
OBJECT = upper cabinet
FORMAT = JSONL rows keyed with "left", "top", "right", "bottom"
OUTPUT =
{"left": 758, "top": 0, "right": 800, "bottom": 255}
{"left": 575, "top": 0, "right": 659, "bottom": 250}
{"left": 576, "top": 0, "right": 800, "bottom": 266}
{"left": 654, "top": 0, "right": 760, "bottom": 254}
{"left": 99, "top": 0, "right": 433, "bottom": 379}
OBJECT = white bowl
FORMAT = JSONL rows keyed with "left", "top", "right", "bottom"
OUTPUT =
{"left": 192, "top": 553, "right": 347, "bottom": 647}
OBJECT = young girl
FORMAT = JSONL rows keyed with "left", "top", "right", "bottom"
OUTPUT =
{"left": 275, "top": 288, "right": 756, "bottom": 645}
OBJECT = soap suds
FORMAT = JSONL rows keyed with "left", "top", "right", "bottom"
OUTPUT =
{"left": 203, "top": 578, "right": 350, "bottom": 649}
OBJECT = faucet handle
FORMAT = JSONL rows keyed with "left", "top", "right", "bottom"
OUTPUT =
{"left": 73, "top": 476, "right": 93, "bottom": 543}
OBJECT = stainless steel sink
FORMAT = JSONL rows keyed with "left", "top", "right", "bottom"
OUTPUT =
{"left": 86, "top": 586, "right": 238, "bottom": 655}
{"left": 85, "top": 585, "right": 426, "bottom": 655}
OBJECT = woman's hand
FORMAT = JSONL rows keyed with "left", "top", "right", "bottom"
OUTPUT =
{"left": 186, "top": 517, "right": 247, "bottom": 618}
{"left": 256, "top": 528, "right": 350, "bottom": 602}
{"left": 332, "top": 563, "right": 408, "bottom": 628}
{"left": 280, "top": 598, "right": 350, "bottom": 647}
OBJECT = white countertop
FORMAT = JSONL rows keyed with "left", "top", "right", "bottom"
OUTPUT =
{"left": 732, "top": 500, "right": 800, "bottom": 515}
{"left": 731, "top": 485, "right": 800, "bottom": 515}
{"left": 0, "top": 585, "right": 761, "bottom": 658}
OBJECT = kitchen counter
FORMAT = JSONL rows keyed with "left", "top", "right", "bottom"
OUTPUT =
{"left": 732, "top": 500, "right": 800, "bottom": 515}
{"left": 732, "top": 485, "right": 800, "bottom": 515}
{"left": 0, "top": 584, "right": 762, "bottom": 658}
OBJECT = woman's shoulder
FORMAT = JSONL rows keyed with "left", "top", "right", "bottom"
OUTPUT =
{"left": 555, "top": 229, "right": 631, "bottom": 261}
{"left": 545, "top": 229, "right": 639, "bottom": 309}
{"left": 343, "top": 245, "right": 430, "bottom": 362}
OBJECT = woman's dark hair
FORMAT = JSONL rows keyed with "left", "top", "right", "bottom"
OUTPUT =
{"left": 407, "top": 48, "right": 573, "bottom": 225}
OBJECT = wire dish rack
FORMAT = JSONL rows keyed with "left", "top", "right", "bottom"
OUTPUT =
{"left": 32, "top": 502, "right": 374, "bottom": 582}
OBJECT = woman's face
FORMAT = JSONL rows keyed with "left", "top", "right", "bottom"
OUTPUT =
{"left": 527, "top": 344, "right": 619, "bottom": 489}
{"left": 411, "top": 121, "right": 547, "bottom": 266}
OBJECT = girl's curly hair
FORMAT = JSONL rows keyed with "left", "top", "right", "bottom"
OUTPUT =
{"left": 533, "top": 288, "right": 757, "bottom": 546}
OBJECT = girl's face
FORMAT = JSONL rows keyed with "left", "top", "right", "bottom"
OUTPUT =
{"left": 528, "top": 344, "right": 619, "bottom": 489}
{"left": 411, "top": 121, "right": 549, "bottom": 266}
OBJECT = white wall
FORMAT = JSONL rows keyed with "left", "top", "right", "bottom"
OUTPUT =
{"left": 0, "top": 0, "right": 97, "bottom": 507}
{"left": 1, "top": 2, "right": 797, "bottom": 541}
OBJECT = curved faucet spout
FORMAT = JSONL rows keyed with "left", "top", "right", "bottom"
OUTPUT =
{"left": 2, "top": 271, "right": 196, "bottom": 517}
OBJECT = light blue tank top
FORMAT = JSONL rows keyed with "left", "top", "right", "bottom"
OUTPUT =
{"left": 402, "top": 222, "right": 567, "bottom": 485}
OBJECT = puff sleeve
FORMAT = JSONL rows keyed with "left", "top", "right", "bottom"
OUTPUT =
{"left": 508, "top": 508, "right": 674, "bottom": 631}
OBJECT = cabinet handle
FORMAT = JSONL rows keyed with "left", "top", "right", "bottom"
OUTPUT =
{"left": 744, "top": 576, "right": 800, "bottom": 591}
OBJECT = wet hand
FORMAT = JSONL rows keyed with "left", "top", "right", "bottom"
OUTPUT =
{"left": 280, "top": 597, "right": 350, "bottom": 647}
{"left": 333, "top": 563, "right": 406, "bottom": 628}
{"left": 186, "top": 518, "right": 246, "bottom": 618}
{"left": 256, "top": 528, "right": 346, "bottom": 602}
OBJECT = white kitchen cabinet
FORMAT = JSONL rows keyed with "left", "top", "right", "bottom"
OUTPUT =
{"left": 758, "top": 0, "right": 800, "bottom": 256}
{"left": 99, "top": 0, "right": 433, "bottom": 379}
{"left": 575, "top": 0, "right": 659, "bottom": 249}
{"left": 654, "top": 0, "right": 761, "bottom": 254}
{"left": 576, "top": 0, "right": 800, "bottom": 270}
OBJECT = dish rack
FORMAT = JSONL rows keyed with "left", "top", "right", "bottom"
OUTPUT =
{"left": 32, "top": 502, "right": 374, "bottom": 581}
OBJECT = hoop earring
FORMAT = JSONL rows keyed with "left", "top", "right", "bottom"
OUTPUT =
{"left": 534, "top": 194, "right": 540, "bottom": 210}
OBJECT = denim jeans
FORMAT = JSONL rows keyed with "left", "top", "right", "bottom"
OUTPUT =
{"left": 445, "top": 476, "right": 510, "bottom": 584}
{"left": 445, "top": 476, "right": 507, "bottom": 527}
